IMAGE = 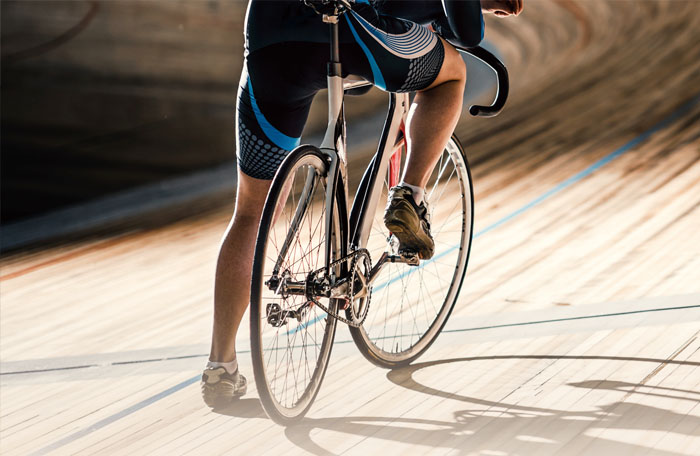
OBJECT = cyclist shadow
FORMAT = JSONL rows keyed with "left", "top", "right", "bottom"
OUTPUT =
{"left": 283, "top": 354, "right": 700, "bottom": 456}
{"left": 212, "top": 398, "right": 267, "bottom": 419}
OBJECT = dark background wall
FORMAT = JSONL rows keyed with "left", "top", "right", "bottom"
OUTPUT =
{"left": 2, "top": 0, "right": 390, "bottom": 224}
{"left": 1, "top": 0, "right": 393, "bottom": 224}
{"left": 2, "top": 1, "right": 248, "bottom": 222}
{"left": 5, "top": 0, "right": 699, "bottom": 227}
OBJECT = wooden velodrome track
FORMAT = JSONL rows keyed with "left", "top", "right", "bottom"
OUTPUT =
{"left": 2, "top": 0, "right": 700, "bottom": 454}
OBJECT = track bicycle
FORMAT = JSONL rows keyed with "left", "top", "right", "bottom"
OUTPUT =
{"left": 249, "top": 0, "right": 509, "bottom": 424}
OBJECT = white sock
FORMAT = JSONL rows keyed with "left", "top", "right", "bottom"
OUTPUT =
{"left": 399, "top": 181, "right": 425, "bottom": 206}
{"left": 207, "top": 359, "right": 238, "bottom": 375}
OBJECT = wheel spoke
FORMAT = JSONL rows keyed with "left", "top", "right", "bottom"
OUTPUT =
{"left": 352, "top": 138, "right": 472, "bottom": 366}
{"left": 251, "top": 152, "right": 338, "bottom": 422}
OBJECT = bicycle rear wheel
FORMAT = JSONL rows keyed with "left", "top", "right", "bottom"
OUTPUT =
{"left": 250, "top": 146, "right": 342, "bottom": 424}
{"left": 349, "top": 135, "right": 473, "bottom": 368}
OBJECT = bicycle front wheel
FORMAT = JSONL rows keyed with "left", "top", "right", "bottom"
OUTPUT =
{"left": 350, "top": 135, "right": 474, "bottom": 368}
{"left": 250, "top": 146, "right": 342, "bottom": 424}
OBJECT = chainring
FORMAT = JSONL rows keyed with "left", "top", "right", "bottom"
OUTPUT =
{"left": 306, "top": 248, "right": 372, "bottom": 328}
{"left": 345, "top": 249, "right": 372, "bottom": 326}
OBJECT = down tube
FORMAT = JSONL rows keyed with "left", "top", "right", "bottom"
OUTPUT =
{"left": 350, "top": 92, "right": 408, "bottom": 249}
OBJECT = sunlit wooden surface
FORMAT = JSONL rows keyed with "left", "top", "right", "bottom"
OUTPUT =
{"left": 2, "top": 0, "right": 700, "bottom": 454}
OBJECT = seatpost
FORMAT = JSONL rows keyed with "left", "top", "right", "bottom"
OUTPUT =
{"left": 325, "top": 15, "right": 342, "bottom": 77}
{"left": 320, "top": 9, "right": 346, "bottom": 151}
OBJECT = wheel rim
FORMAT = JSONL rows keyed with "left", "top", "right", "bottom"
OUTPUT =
{"left": 358, "top": 139, "right": 472, "bottom": 363}
{"left": 252, "top": 153, "right": 339, "bottom": 418}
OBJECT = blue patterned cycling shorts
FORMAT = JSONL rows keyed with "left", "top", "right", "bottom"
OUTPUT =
{"left": 237, "top": 1, "right": 445, "bottom": 180}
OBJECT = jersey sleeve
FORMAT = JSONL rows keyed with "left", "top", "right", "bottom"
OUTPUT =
{"left": 437, "top": 0, "right": 484, "bottom": 48}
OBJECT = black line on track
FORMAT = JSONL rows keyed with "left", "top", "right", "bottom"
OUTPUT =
{"left": 3, "top": 304, "right": 698, "bottom": 376}
{"left": 442, "top": 304, "right": 700, "bottom": 334}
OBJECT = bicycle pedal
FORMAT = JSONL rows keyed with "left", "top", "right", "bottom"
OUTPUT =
{"left": 399, "top": 250, "right": 420, "bottom": 266}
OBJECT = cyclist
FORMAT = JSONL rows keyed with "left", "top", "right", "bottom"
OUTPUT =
{"left": 202, "top": 0, "right": 523, "bottom": 407}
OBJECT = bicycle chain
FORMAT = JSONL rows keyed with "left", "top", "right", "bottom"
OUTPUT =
{"left": 307, "top": 248, "right": 371, "bottom": 328}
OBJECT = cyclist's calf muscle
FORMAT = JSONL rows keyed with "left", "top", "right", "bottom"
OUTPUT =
{"left": 210, "top": 172, "right": 270, "bottom": 363}
{"left": 403, "top": 37, "right": 466, "bottom": 189}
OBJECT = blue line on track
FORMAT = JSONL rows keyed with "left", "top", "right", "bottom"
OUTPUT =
{"left": 32, "top": 375, "right": 200, "bottom": 456}
{"left": 35, "top": 94, "right": 700, "bottom": 454}
{"left": 373, "top": 93, "right": 700, "bottom": 291}
{"left": 294, "top": 92, "right": 700, "bottom": 332}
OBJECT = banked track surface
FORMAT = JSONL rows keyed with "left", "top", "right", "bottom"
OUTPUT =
{"left": 2, "top": 1, "right": 700, "bottom": 455}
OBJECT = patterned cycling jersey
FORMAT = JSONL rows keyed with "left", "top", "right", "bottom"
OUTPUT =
{"left": 245, "top": 0, "right": 483, "bottom": 54}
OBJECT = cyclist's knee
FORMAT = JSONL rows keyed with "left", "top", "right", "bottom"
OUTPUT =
{"left": 422, "top": 39, "right": 466, "bottom": 90}
{"left": 233, "top": 170, "right": 271, "bottom": 220}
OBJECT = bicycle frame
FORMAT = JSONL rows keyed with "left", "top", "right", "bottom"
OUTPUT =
{"left": 280, "top": 1, "right": 509, "bottom": 284}
{"left": 317, "top": 13, "right": 411, "bottom": 276}
{"left": 252, "top": 0, "right": 511, "bottom": 423}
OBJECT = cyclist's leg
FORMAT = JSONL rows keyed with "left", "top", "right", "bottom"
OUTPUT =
{"left": 402, "top": 39, "right": 466, "bottom": 191}
{"left": 209, "top": 171, "right": 269, "bottom": 365}
{"left": 341, "top": 6, "right": 466, "bottom": 194}
{"left": 202, "top": 169, "right": 268, "bottom": 406}
{"left": 341, "top": 6, "right": 466, "bottom": 257}
{"left": 205, "top": 44, "right": 325, "bottom": 404}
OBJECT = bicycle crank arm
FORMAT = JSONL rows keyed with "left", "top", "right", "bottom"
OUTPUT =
{"left": 368, "top": 251, "right": 420, "bottom": 284}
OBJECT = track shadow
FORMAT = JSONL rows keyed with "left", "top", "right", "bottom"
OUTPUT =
{"left": 281, "top": 354, "right": 698, "bottom": 455}
{"left": 570, "top": 379, "right": 700, "bottom": 403}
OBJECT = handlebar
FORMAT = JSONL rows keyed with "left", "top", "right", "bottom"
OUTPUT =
{"left": 455, "top": 45, "right": 509, "bottom": 117}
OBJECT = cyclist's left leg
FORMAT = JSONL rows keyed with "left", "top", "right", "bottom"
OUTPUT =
{"left": 202, "top": 170, "right": 268, "bottom": 407}
{"left": 209, "top": 171, "right": 269, "bottom": 365}
{"left": 204, "top": 43, "right": 327, "bottom": 406}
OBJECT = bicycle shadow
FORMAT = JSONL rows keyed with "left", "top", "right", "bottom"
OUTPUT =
{"left": 282, "top": 354, "right": 699, "bottom": 455}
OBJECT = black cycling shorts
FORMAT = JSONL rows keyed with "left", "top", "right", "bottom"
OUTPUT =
{"left": 237, "top": 0, "right": 445, "bottom": 180}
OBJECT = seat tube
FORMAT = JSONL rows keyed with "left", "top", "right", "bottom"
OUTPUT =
{"left": 320, "top": 16, "right": 348, "bottom": 269}
{"left": 321, "top": 18, "right": 345, "bottom": 155}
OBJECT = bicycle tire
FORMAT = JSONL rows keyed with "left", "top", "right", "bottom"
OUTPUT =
{"left": 349, "top": 135, "right": 474, "bottom": 368}
{"left": 250, "top": 145, "right": 342, "bottom": 424}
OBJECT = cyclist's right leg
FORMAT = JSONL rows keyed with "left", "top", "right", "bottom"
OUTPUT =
{"left": 339, "top": 6, "right": 474, "bottom": 366}
{"left": 402, "top": 39, "right": 466, "bottom": 194}
{"left": 338, "top": 6, "right": 467, "bottom": 259}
